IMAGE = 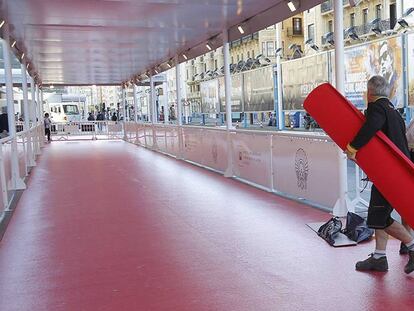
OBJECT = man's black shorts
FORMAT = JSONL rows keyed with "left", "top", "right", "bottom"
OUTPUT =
{"left": 367, "top": 185, "right": 394, "bottom": 229}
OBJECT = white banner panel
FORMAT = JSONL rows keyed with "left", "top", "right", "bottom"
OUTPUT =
{"left": 232, "top": 132, "right": 272, "bottom": 189}
{"left": 201, "top": 129, "right": 228, "bottom": 172}
{"left": 137, "top": 124, "right": 146, "bottom": 146}
{"left": 154, "top": 126, "right": 167, "bottom": 153}
{"left": 165, "top": 126, "right": 179, "bottom": 156}
{"left": 144, "top": 126, "right": 154, "bottom": 148}
{"left": 272, "top": 135, "right": 340, "bottom": 207}
{"left": 182, "top": 127, "right": 204, "bottom": 163}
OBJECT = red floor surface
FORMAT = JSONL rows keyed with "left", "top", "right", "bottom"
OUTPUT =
{"left": 0, "top": 141, "right": 413, "bottom": 311}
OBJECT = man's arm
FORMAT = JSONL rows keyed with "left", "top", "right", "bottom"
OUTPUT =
{"left": 345, "top": 103, "right": 386, "bottom": 158}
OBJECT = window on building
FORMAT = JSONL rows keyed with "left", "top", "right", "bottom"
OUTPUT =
{"left": 363, "top": 8, "right": 368, "bottom": 25}
{"left": 267, "top": 41, "right": 275, "bottom": 57}
{"left": 247, "top": 51, "right": 250, "bottom": 59}
{"left": 328, "top": 20, "right": 333, "bottom": 33}
{"left": 231, "top": 56, "right": 234, "bottom": 64}
{"left": 204, "top": 64, "right": 207, "bottom": 72}
{"left": 252, "top": 50, "right": 255, "bottom": 58}
{"left": 292, "top": 18, "right": 302, "bottom": 35}
{"left": 262, "top": 42, "right": 266, "bottom": 55}
{"left": 390, "top": 3, "right": 397, "bottom": 29}
{"left": 281, "top": 21, "right": 284, "bottom": 29}
{"left": 186, "top": 70, "right": 189, "bottom": 80}
{"left": 308, "top": 24, "right": 315, "bottom": 42}
{"left": 350, "top": 13, "right": 355, "bottom": 27}
{"left": 376, "top": 4, "right": 382, "bottom": 19}
{"left": 214, "top": 59, "right": 218, "bottom": 70}
{"left": 237, "top": 54, "right": 240, "bottom": 62}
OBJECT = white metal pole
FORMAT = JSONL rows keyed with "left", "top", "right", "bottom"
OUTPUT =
{"left": 39, "top": 87, "right": 45, "bottom": 147}
{"left": 175, "top": 58, "right": 182, "bottom": 126}
{"left": 175, "top": 56, "right": 184, "bottom": 159}
{"left": 35, "top": 85, "right": 40, "bottom": 123}
{"left": 133, "top": 84, "right": 138, "bottom": 122}
{"left": 21, "top": 60, "right": 36, "bottom": 167}
{"left": 30, "top": 76, "right": 40, "bottom": 156}
{"left": 223, "top": 29, "right": 233, "bottom": 178}
{"left": 276, "top": 23, "right": 284, "bottom": 130}
{"left": 122, "top": 86, "right": 126, "bottom": 121}
{"left": 163, "top": 80, "right": 169, "bottom": 124}
{"left": 122, "top": 85, "right": 127, "bottom": 140}
{"left": 2, "top": 24, "right": 26, "bottom": 190}
{"left": 333, "top": 0, "right": 352, "bottom": 216}
{"left": 150, "top": 75, "right": 155, "bottom": 124}
{"left": 223, "top": 31, "right": 232, "bottom": 130}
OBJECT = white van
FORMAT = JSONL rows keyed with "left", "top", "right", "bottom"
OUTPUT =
{"left": 49, "top": 102, "right": 81, "bottom": 122}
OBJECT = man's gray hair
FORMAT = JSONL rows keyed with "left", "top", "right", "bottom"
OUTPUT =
{"left": 367, "top": 75, "right": 390, "bottom": 97}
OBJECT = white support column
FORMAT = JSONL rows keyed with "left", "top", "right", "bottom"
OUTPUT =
{"left": 35, "top": 85, "right": 40, "bottom": 123}
{"left": 125, "top": 87, "right": 130, "bottom": 121}
{"left": 175, "top": 56, "right": 184, "bottom": 159}
{"left": 133, "top": 84, "right": 138, "bottom": 122}
{"left": 175, "top": 61, "right": 182, "bottom": 126}
{"left": 39, "top": 87, "right": 45, "bottom": 148}
{"left": 276, "top": 23, "right": 284, "bottom": 130}
{"left": 163, "top": 80, "right": 169, "bottom": 124}
{"left": 30, "top": 76, "right": 40, "bottom": 156}
{"left": 2, "top": 24, "right": 26, "bottom": 190}
{"left": 223, "top": 29, "right": 234, "bottom": 178}
{"left": 333, "top": 0, "right": 352, "bottom": 216}
{"left": 122, "top": 86, "right": 128, "bottom": 140}
{"left": 150, "top": 76, "right": 158, "bottom": 149}
{"left": 150, "top": 75, "right": 156, "bottom": 124}
{"left": 21, "top": 60, "right": 36, "bottom": 167}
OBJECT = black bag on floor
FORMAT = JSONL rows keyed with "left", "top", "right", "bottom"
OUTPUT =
{"left": 342, "top": 212, "right": 374, "bottom": 243}
{"left": 318, "top": 217, "right": 342, "bottom": 246}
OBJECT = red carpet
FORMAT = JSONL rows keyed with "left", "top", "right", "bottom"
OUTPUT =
{"left": 0, "top": 140, "right": 412, "bottom": 311}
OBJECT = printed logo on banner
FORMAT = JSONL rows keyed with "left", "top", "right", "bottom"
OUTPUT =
{"left": 212, "top": 142, "right": 218, "bottom": 164}
{"left": 295, "top": 148, "right": 309, "bottom": 190}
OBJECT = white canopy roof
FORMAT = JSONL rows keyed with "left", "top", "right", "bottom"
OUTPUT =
{"left": 0, "top": 0, "right": 325, "bottom": 85}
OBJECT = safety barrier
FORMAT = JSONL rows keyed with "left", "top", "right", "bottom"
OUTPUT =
{"left": 0, "top": 123, "right": 43, "bottom": 216}
{"left": 50, "top": 121, "right": 124, "bottom": 140}
{"left": 124, "top": 122, "right": 370, "bottom": 212}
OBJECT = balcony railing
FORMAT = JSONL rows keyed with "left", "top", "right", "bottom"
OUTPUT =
{"left": 230, "top": 32, "right": 259, "bottom": 48}
{"left": 321, "top": 0, "right": 349, "bottom": 14}
{"left": 353, "top": 19, "right": 391, "bottom": 36}
{"left": 321, "top": 19, "right": 392, "bottom": 45}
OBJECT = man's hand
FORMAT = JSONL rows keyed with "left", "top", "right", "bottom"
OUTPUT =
{"left": 344, "top": 149, "right": 356, "bottom": 161}
{"left": 345, "top": 143, "right": 358, "bottom": 161}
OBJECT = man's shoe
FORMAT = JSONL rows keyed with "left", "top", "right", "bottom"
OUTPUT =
{"left": 404, "top": 251, "right": 414, "bottom": 274}
{"left": 400, "top": 242, "right": 409, "bottom": 255}
{"left": 356, "top": 254, "right": 388, "bottom": 272}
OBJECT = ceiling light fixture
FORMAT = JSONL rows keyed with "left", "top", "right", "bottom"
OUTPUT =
{"left": 154, "top": 68, "right": 159, "bottom": 74}
{"left": 287, "top": 0, "right": 300, "bottom": 12}
{"left": 0, "top": 20, "right": 5, "bottom": 29}
{"left": 21, "top": 53, "right": 25, "bottom": 60}
{"left": 11, "top": 40, "right": 16, "bottom": 48}
{"left": 182, "top": 54, "right": 188, "bottom": 60}
{"left": 238, "top": 25, "right": 245, "bottom": 34}
{"left": 206, "top": 43, "right": 212, "bottom": 51}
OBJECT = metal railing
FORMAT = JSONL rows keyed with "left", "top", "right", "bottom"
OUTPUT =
{"left": 50, "top": 121, "right": 124, "bottom": 140}
{"left": 0, "top": 123, "right": 44, "bottom": 216}
{"left": 321, "top": 0, "right": 349, "bottom": 14}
